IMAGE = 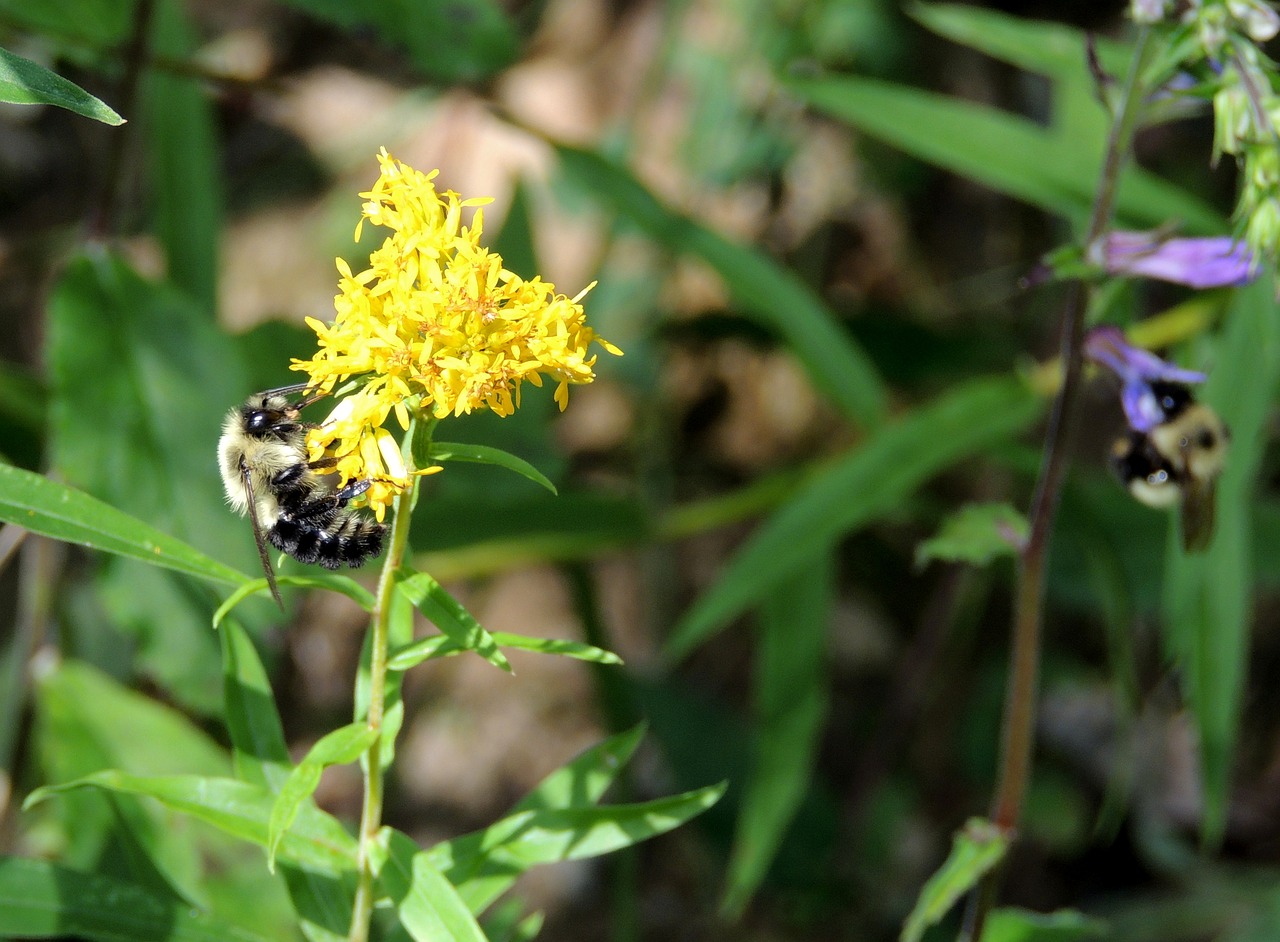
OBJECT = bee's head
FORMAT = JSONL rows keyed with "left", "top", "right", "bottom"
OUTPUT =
{"left": 242, "top": 394, "right": 300, "bottom": 439}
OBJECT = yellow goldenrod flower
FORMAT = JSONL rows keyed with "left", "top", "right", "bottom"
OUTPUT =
{"left": 292, "top": 148, "right": 620, "bottom": 519}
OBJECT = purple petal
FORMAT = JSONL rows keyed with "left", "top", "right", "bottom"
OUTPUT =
{"left": 1102, "top": 232, "right": 1257, "bottom": 288}
{"left": 1084, "top": 325, "right": 1207, "bottom": 431}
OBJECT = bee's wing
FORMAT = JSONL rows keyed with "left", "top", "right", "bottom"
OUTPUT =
{"left": 1179, "top": 475, "right": 1218, "bottom": 553}
{"left": 241, "top": 461, "right": 284, "bottom": 609}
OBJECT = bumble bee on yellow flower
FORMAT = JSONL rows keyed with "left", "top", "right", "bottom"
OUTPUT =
{"left": 290, "top": 148, "right": 621, "bottom": 522}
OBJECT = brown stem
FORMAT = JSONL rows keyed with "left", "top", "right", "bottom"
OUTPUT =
{"left": 960, "top": 28, "right": 1152, "bottom": 942}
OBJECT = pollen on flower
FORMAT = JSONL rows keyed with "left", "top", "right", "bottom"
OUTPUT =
{"left": 291, "top": 148, "right": 620, "bottom": 519}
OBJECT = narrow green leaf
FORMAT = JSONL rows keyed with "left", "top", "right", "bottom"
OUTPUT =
{"left": 142, "top": 1, "right": 222, "bottom": 310}
{"left": 278, "top": 0, "right": 517, "bottom": 82}
{"left": 984, "top": 907, "right": 1107, "bottom": 942}
{"left": 214, "top": 574, "right": 375, "bottom": 628}
{"left": 429, "top": 441, "right": 558, "bottom": 494}
{"left": 389, "top": 630, "right": 621, "bottom": 671}
{"left": 915, "top": 502, "right": 1029, "bottom": 568}
{"left": 268, "top": 724, "right": 377, "bottom": 870}
{"left": 786, "top": 74, "right": 1223, "bottom": 234}
{"left": 555, "top": 144, "right": 888, "bottom": 427}
{"left": 429, "top": 783, "right": 726, "bottom": 915}
{"left": 901, "top": 818, "right": 1009, "bottom": 942}
{"left": 0, "top": 856, "right": 273, "bottom": 942}
{"left": 668, "top": 376, "right": 1043, "bottom": 660}
{"left": 0, "top": 463, "right": 246, "bottom": 585}
{"left": 722, "top": 557, "right": 831, "bottom": 917}
{"left": 908, "top": 3, "right": 1129, "bottom": 81}
{"left": 382, "top": 829, "right": 489, "bottom": 942}
{"left": 219, "top": 618, "right": 290, "bottom": 790}
{"left": 1163, "top": 279, "right": 1280, "bottom": 844}
{"left": 26, "top": 772, "right": 358, "bottom": 875}
{"left": 512, "top": 724, "right": 646, "bottom": 813}
{"left": 394, "top": 570, "right": 512, "bottom": 673}
{"left": 0, "top": 46, "right": 123, "bottom": 123}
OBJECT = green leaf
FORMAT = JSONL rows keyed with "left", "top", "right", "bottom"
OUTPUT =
{"left": 430, "top": 784, "right": 726, "bottom": 915}
{"left": 278, "top": 0, "right": 517, "bottom": 82}
{"left": 394, "top": 569, "right": 512, "bottom": 673}
{"left": 722, "top": 556, "right": 831, "bottom": 917}
{"left": 388, "top": 630, "right": 621, "bottom": 671}
{"left": 213, "top": 574, "right": 375, "bottom": 628}
{"left": 32, "top": 661, "right": 229, "bottom": 900}
{"left": 785, "top": 74, "right": 1223, "bottom": 235}
{"left": 555, "top": 144, "right": 888, "bottom": 427}
{"left": 219, "top": 618, "right": 291, "bottom": 790}
{"left": 984, "top": 907, "right": 1107, "bottom": 942}
{"left": 908, "top": 3, "right": 1130, "bottom": 81}
{"left": 382, "top": 830, "right": 489, "bottom": 942}
{"left": 218, "top": 619, "right": 353, "bottom": 942}
{"left": 0, "top": 856, "right": 274, "bottom": 942}
{"left": 268, "top": 724, "right": 377, "bottom": 870}
{"left": 512, "top": 724, "right": 646, "bottom": 813}
{"left": 915, "top": 502, "right": 1029, "bottom": 568}
{"left": 142, "top": 1, "right": 222, "bottom": 311}
{"left": 26, "top": 773, "right": 358, "bottom": 875}
{"left": 429, "top": 441, "right": 558, "bottom": 494}
{"left": 0, "top": 463, "right": 246, "bottom": 585}
{"left": 900, "top": 817, "right": 1009, "bottom": 942}
{"left": 0, "top": 46, "right": 123, "bottom": 123}
{"left": 668, "top": 375, "right": 1043, "bottom": 660}
{"left": 1163, "top": 279, "right": 1280, "bottom": 844}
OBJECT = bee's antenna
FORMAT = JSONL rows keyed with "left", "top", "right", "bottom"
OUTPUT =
{"left": 260, "top": 382, "right": 328, "bottom": 411}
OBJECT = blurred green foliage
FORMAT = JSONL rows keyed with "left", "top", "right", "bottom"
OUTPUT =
{"left": 0, "top": 0, "right": 1279, "bottom": 940}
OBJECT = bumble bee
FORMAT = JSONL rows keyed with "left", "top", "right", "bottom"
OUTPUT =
{"left": 1110, "top": 380, "right": 1229, "bottom": 553}
{"left": 218, "top": 384, "right": 385, "bottom": 607}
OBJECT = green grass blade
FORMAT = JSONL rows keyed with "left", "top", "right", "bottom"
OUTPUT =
{"left": 142, "top": 1, "right": 222, "bottom": 311}
{"left": 0, "top": 46, "right": 123, "bottom": 123}
{"left": 722, "top": 556, "right": 832, "bottom": 916}
{"left": 213, "top": 574, "right": 374, "bottom": 628}
{"left": 786, "top": 74, "right": 1223, "bottom": 234}
{"left": 667, "top": 375, "right": 1043, "bottom": 660}
{"left": 1162, "top": 279, "right": 1280, "bottom": 844}
{"left": 909, "top": 3, "right": 1130, "bottom": 80}
{"left": 555, "top": 144, "right": 888, "bottom": 427}
{"left": 0, "top": 856, "right": 273, "bottom": 942}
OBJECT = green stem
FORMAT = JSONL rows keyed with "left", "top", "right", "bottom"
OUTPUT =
{"left": 348, "top": 469, "right": 420, "bottom": 942}
{"left": 960, "top": 27, "right": 1153, "bottom": 942}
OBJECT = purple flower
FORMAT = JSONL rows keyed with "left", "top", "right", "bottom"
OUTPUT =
{"left": 1084, "top": 326, "right": 1206, "bottom": 432}
{"left": 1101, "top": 231, "right": 1257, "bottom": 288}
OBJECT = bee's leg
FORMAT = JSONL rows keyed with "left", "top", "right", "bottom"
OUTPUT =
{"left": 335, "top": 479, "right": 373, "bottom": 501}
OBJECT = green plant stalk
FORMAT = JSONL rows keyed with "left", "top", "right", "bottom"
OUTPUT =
{"left": 961, "top": 27, "right": 1153, "bottom": 942}
{"left": 349, "top": 473, "right": 419, "bottom": 942}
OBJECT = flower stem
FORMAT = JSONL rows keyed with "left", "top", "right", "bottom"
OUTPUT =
{"left": 349, "top": 476, "right": 418, "bottom": 942}
{"left": 960, "top": 28, "right": 1152, "bottom": 942}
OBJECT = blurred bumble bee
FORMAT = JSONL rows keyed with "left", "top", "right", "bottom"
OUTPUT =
{"left": 218, "top": 384, "right": 385, "bottom": 607}
{"left": 1110, "top": 379, "right": 1229, "bottom": 553}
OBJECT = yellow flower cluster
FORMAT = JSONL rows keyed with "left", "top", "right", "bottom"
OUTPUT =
{"left": 292, "top": 149, "right": 621, "bottom": 519}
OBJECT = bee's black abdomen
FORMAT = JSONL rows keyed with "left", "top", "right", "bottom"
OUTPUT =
{"left": 268, "top": 508, "right": 385, "bottom": 571}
